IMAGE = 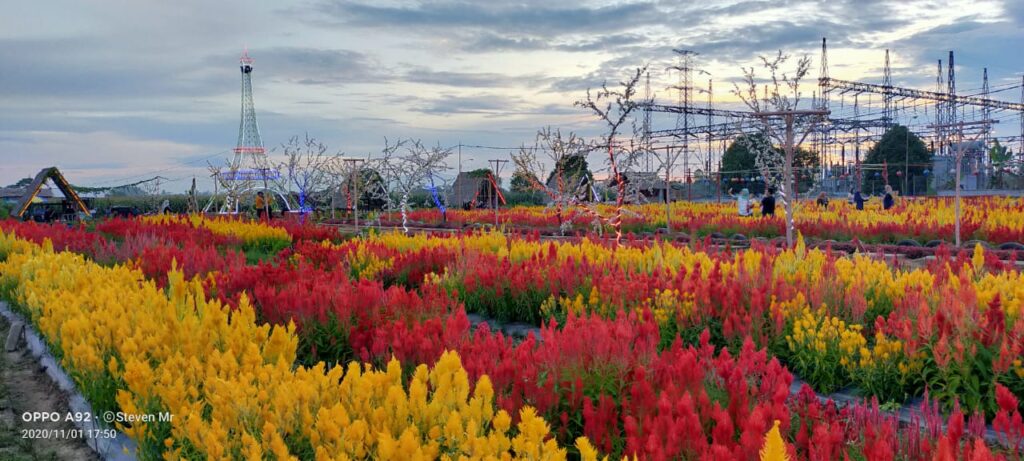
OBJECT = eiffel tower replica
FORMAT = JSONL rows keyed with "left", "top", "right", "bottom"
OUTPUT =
{"left": 207, "top": 50, "right": 289, "bottom": 213}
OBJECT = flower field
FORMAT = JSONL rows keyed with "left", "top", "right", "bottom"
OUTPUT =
{"left": 1, "top": 215, "right": 1023, "bottom": 460}
{"left": 396, "top": 196, "right": 1024, "bottom": 246}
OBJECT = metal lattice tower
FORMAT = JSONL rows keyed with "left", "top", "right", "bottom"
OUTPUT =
{"left": 673, "top": 49, "right": 697, "bottom": 181}
{"left": 706, "top": 78, "right": 713, "bottom": 174}
{"left": 947, "top": 51, "right": 957, "bottom": 153}
{"left": 642, "top": 71, "right": 653, "bottom": 172}
{"left": 883, "top": 49, "right": 893, "bottom": 127}
{"left": 235, "top": 50, "right": 265, "bottom": 158}
{"left": 936, "top": 60, "right": 945, "bottom": 156}
{"left": 982, "top": 68, "right": 990, "bottom": 150}
{"left": 207, "top": 49, "right": 288, "bottom": 214}
{"left": 819, "top": 38, "right": 832, "bottom": 170}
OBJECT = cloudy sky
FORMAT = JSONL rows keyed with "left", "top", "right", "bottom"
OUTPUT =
{"left": 2, "top": 0, "right": 1021, "bottom": 190}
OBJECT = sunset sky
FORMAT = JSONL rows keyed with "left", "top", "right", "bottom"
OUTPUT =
{"left": 2, "top": 0, "right": 1021, "bottom": 190}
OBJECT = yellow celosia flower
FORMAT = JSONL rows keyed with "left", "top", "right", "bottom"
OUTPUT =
{"left": 760, "top": 420, "right": 790, "bottom": 461}
{"left": 0, "top": 233, "right": 592, "bottom": 460}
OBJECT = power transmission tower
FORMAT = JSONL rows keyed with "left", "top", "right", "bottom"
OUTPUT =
{"left": 706, "top": 78, "right": 713, "bottom": 174}
{"left": 672, "top": 49, "right": 698, "bottom": 203}
{"left": 883, "top": 49, "right": 893, "bottom": 127}
{"left": 642, "top": 72, "right": 653, "bottom": 172}
{"left": 937, "top": 59, "right": 945, "bottom": 157}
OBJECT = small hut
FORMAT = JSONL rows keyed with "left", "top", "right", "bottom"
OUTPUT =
{"left": 451, "top": 170, "right": 505, "bottom": 209}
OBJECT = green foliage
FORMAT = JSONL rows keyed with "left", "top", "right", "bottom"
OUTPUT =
{"left": 90, "top": 194, "right": 209, "bottom": 214}
{"left": 342, "top": 167, "right": 388, "bottom": 210}
{"left": 465, "top": 168, "right": 493, "bottom": 179}
{"left": 504, "top": 191, "right": 546, "bottom": 207}
{"left": 545, "top": 154, "right": 592, "bottom": 187}
{"left": 510, "top": 169, "right": 538, "bottom": 193}
{"left": 723, "top": 133, "right": 819, "bottom": 193}
{"left": 793, "top": 147, "right": 820, "bottom": 193}
{"left": 863, "top": 125, "right": 931, "bottom": 192}
{"left": 294, "top": 314, "right": 353, "bottom": 369}
{"left": 722, "top": 134, "right": 766, "bottom": 193}
{"left": 989, "top": 139, "right": 1012, "bottom": 165}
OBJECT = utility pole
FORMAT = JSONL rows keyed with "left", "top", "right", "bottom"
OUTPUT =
{"left": 752, "top": 109, "right": 830, "bottom": 248}
{"left": 903, "top": 115, "right": 918, "bottom": 195}
{"left": 928, "top": 119, "right": 998, "bottom": 247}
{"left": 488, "top": 159, "right": 508, "bottom": 227}
{"left": 342, "top": 158, "right": 365, "bottom": 232}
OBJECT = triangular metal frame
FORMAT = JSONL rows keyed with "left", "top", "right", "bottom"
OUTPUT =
{"left": 13, "top": 167, "right": 90, "bottom": 219}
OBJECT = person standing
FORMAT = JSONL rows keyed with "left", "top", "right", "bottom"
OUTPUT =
{"left": 728, "top": 188, "right": 753, "bottom": 217}
{"left": 255, "top": 191, "right": 268, "bottom": 220}
{"left": 883, "top": 185, "right": 895, "bottom": 210}
{"left": 761, "top": 187, "right": 776, "bottom": 217}
{"left": 816, "top": 192, "right": 829, "bottom": 209}
{"left": 852, "top": 189, "right": 866, "bottom": 210}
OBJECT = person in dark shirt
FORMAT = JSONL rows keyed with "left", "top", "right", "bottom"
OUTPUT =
{"left": 883, "top": 185, "right": 895, "bottom": 210}
{"left": 761, "top": 187, "right": 776, "bottom": 217}
{"left": 852, "top": 189, "right": 866, "bottom": 210}
{"left": 816, "top": 192, "right": 829, "bottom": 209}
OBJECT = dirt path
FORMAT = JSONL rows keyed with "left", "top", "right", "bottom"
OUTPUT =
{"left": 0, "top": 317, "right": 98, "bottom": 460}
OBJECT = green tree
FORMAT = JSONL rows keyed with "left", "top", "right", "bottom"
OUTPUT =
{"left": 990, "top": 139, "right": 1012, "bottom": 165}
{"left": 723, "top": 133, "right": 820, "bottom": 194}
{"left": 722, "top": 133, "right": 770, "bottom": 193}
{"left": 546, "top": 154, "right": 591, "bottom": 183}
{"left": 350, "top": 167, "right": 387, "bottom": 210}
{"left": 510, "top": 169, "right": 538, "bottom": 193}
{"left": 989, "top": 140, "right": 1013, "bottom": 188}
{"left": 793, "top": 147, "right": 820, "bottom": 193}
{"left": 863, "top": 125, "right": 931, "bottom": 193}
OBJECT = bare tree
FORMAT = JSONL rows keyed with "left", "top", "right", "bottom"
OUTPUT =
{"left": 511, "top": 127, "right": 594, "bottom": 235}
{"left": 206, "top": 159, "right": 252, "bottom": 213}
{"left": 266, "top": 134, "right": 344, "bottom": 213}
{"left": 576, "top": 65, "right": 649, "bottom": 244}
{"left": 732, "top": 51, "right": 827, "bottom": 247}
{"left": 375, "top": 139, "right": 451, "bottom": 232}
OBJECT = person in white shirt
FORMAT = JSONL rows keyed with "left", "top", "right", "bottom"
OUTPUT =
{"left": 728, "top": 188, "right": 753, "bottom": 216}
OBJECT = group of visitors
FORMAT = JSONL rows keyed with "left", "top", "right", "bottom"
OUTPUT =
{"left": 728, "top": 187, "right": 776, "bottom": 217}
{"left": 850, "top": 185, "right": 896, "bottom": 211}
{"left": 729, "top": 185, "right": 897, "bottom": 217}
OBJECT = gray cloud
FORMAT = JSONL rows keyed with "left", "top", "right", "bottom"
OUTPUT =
{"left": 0, "top": 38, "right": 226, "bottom": 100}
{"left": 411, "top": 94, "right": 526, "bottom": 116}
{"left": 204, "top": 47, "right": 389, "bottom": 86}
{"left": 3, "top": 0, "right": 1021, "bottom": 187}
{"left": 313, "top": 1, "right": 661, "bottom": 36}
{"left": 402, "top": 66, "right": 556, "bottom": 89}
{"left": 461, "top": 32, "right": 648, "bottom": 53}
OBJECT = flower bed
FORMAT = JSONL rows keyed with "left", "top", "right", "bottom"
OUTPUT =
{"left": 0, "top": 232, "right": 594, "bottom": 460}
{"left": 2, "top": 217, "right": 1024, "bottom": 459}
{"left": 389, "top": 196, "right": 1024, "bottom": 245}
